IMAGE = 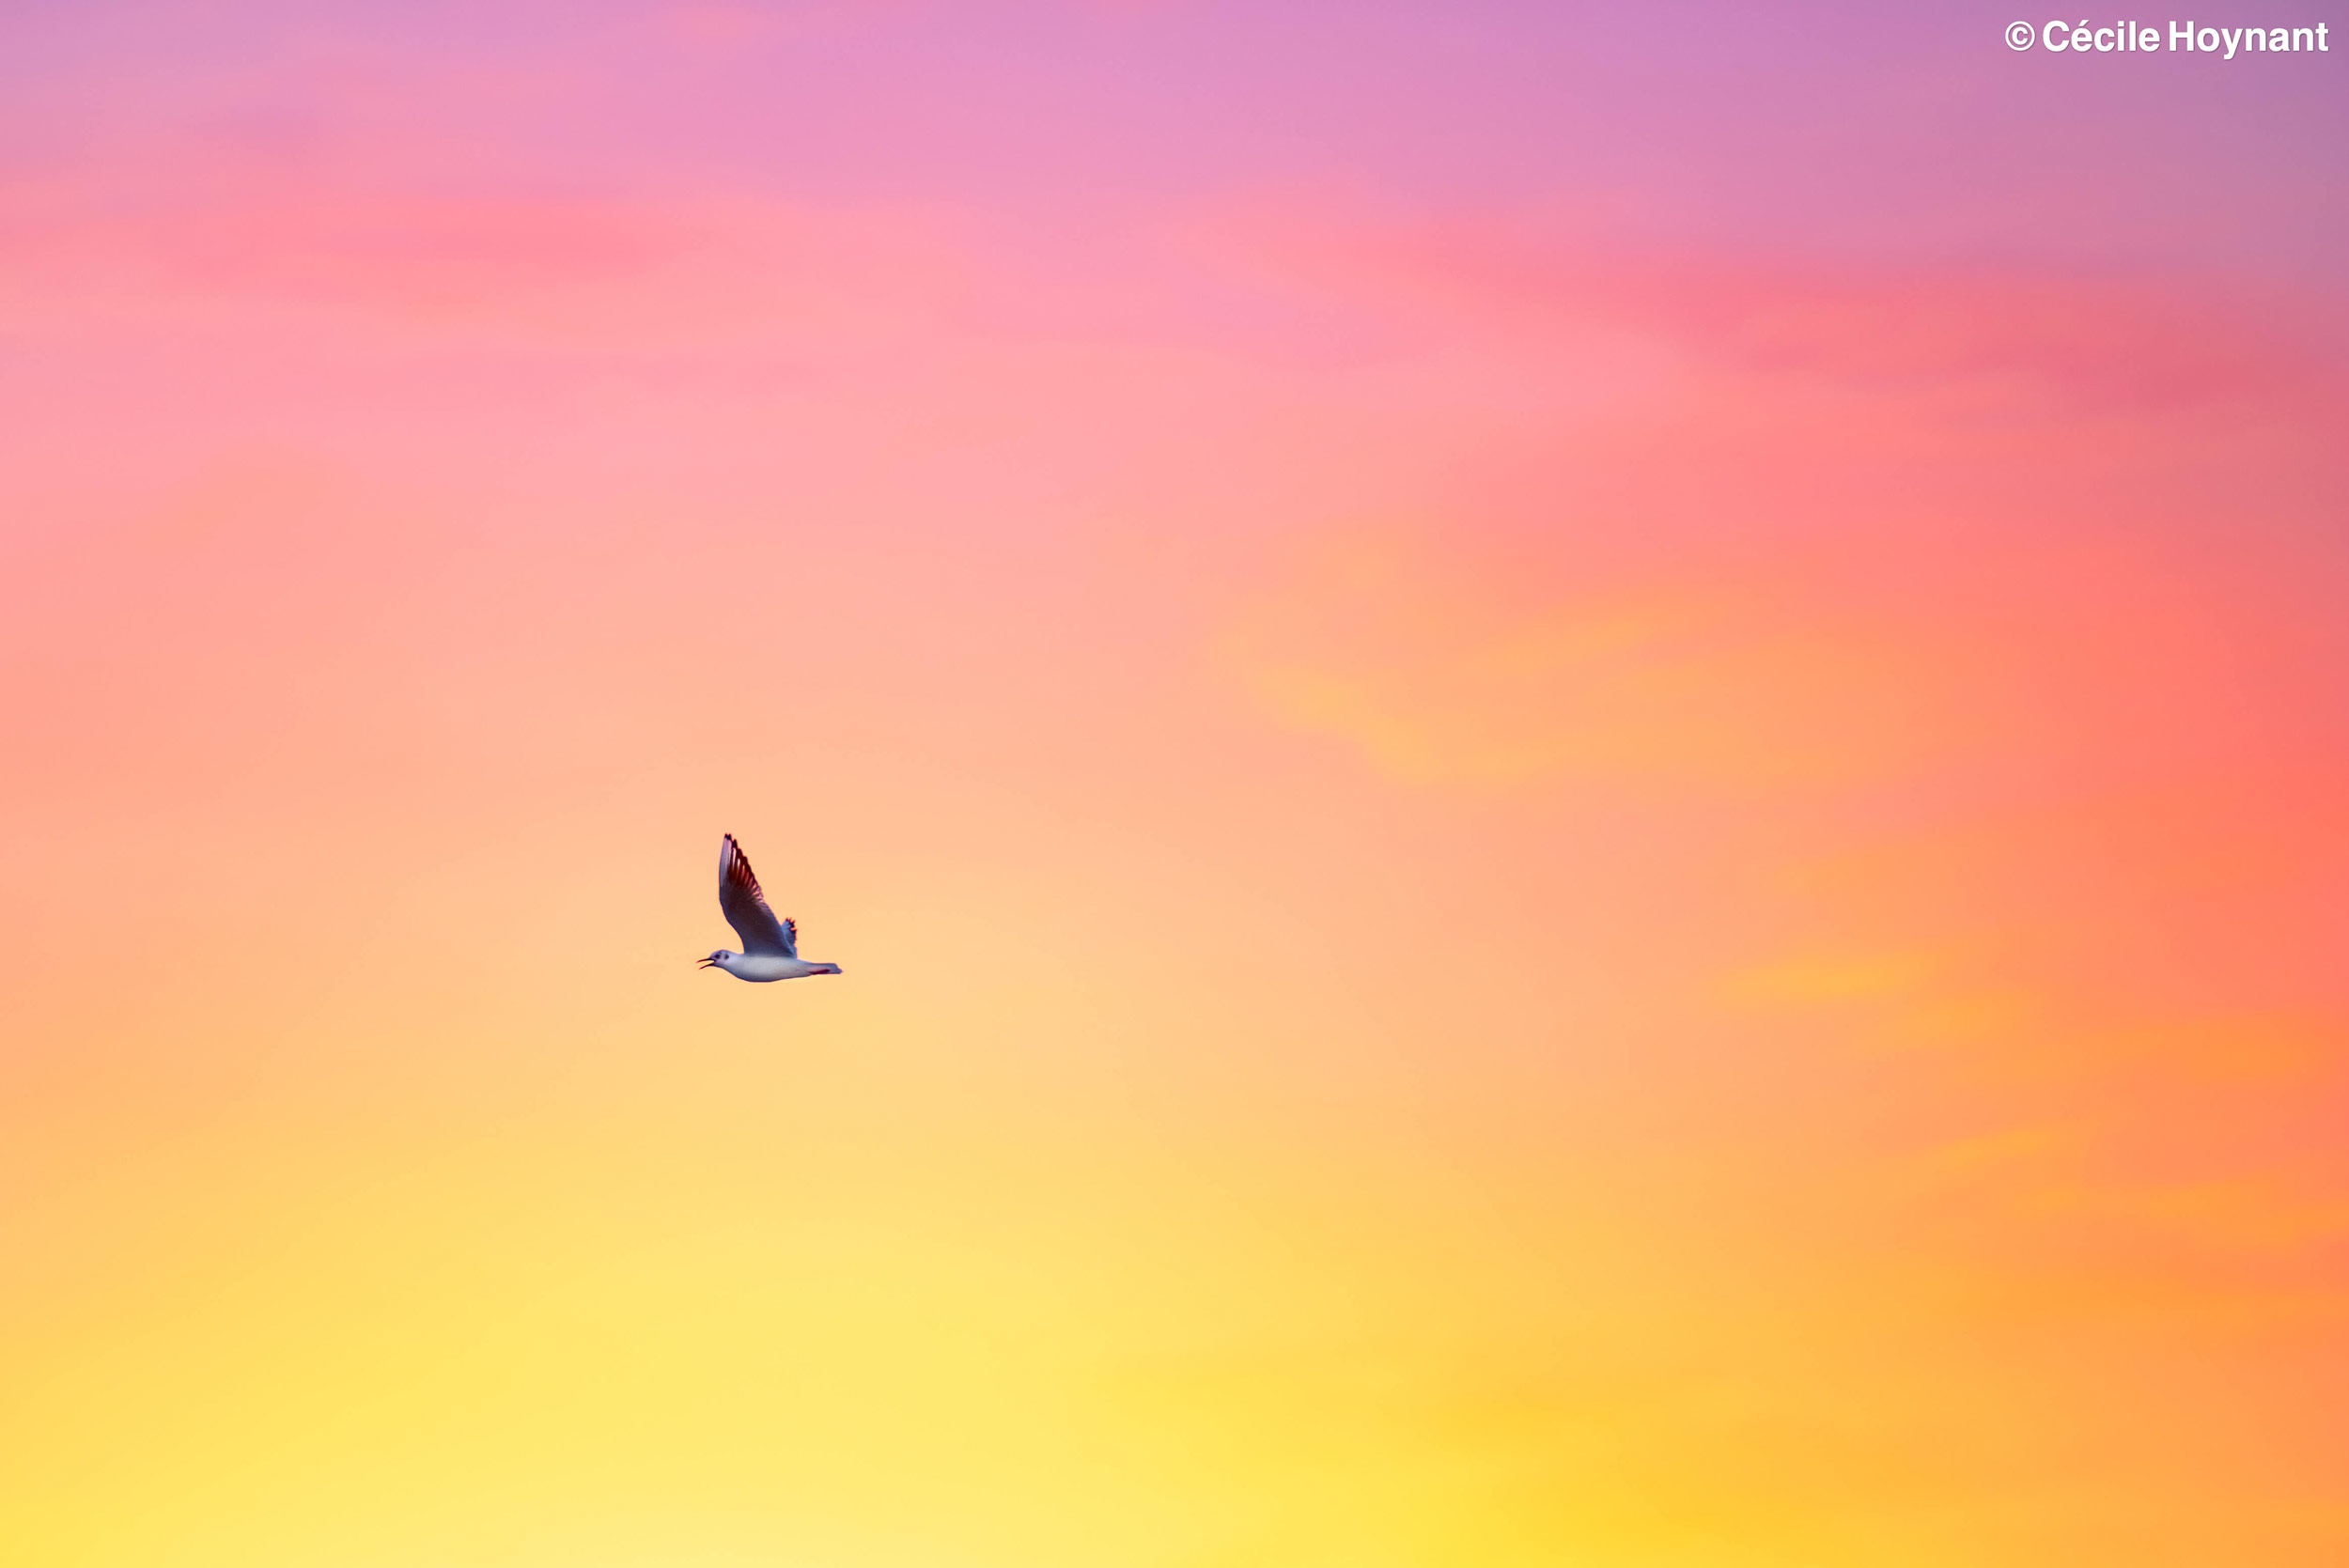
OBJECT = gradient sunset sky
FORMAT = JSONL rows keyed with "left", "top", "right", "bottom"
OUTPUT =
{"left": 4, "top": 4, "right": 2347, "bottom": 1565}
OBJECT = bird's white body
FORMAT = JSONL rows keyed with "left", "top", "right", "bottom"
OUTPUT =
{"left": 708, "top": 952, "right": 837, "bottom": 983}
{"left": 700, "top": 834, "right": 843, "bottom": 984}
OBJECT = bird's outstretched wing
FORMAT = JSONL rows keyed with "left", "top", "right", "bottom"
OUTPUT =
{"left": 719, "top": 834, "right": 798, "bottom": 957}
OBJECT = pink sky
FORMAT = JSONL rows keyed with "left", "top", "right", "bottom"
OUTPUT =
{"left": 4, "top": 5, "right": 2347, "bottom": 1565}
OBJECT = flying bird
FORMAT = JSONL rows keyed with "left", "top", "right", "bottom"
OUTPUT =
{"left": 700, "top": 833, "right": 844, "bottom": 982}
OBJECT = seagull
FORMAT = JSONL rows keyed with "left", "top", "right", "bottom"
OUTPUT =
{"left": 699, "top": 833, "right": 844, "bottom": 982}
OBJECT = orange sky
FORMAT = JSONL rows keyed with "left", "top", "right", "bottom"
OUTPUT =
{"left": 4, "top": 5, "right": 2348, "bottom": 1565}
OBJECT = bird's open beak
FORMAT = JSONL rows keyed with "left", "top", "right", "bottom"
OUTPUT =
{"left": 695, "top": 956, "right": 717, "bottom": 969}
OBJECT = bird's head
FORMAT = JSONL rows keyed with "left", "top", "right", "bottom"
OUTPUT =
{"left": 698, "top": 950, "right": 731, "bottom": 970}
